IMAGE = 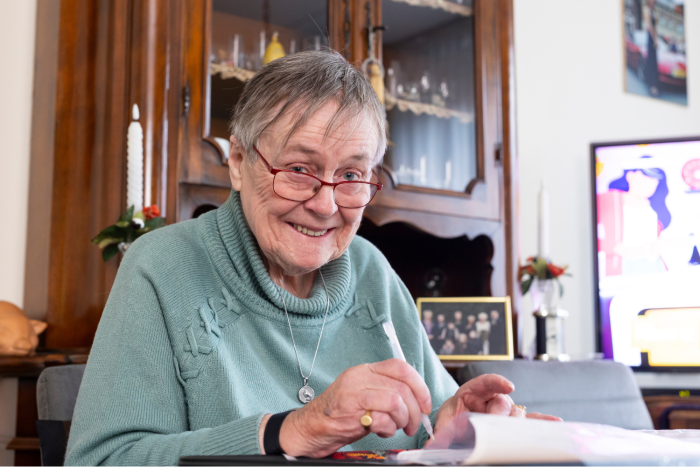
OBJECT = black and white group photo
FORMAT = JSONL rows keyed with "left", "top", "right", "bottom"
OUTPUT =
{"left": 417, "top": 298, "right": 513, "bottom": 359}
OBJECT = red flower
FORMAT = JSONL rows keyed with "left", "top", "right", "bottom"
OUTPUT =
{"left": 143, "top": 205, "right": 161, "bottom": 220}
{"left": 548, "top": 264, "right": 566, "bottom": 277}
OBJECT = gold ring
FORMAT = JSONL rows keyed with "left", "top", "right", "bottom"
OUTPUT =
{"left": 515, "top": 404, "right": 527, "bottom": 414}
{"left": 360, "top": 410, "right": 372, "bottom": 428}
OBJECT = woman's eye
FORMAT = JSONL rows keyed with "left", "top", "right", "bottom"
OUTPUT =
{"left": 290, "top": 166, "right": 309, "bottom": 173}
{"left": 341, "top": 172, "right": 360, "bottom": 182}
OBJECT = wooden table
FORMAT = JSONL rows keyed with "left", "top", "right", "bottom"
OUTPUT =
{"left": 644, "top": 395, "right": 700, "bottom": 430}
{"left": 1, "top": 350, "right": 88, "bottom": 466}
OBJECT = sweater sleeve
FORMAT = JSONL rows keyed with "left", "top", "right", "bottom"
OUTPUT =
{"left": 64, "top": 256, "right": 263, "bottom": 466}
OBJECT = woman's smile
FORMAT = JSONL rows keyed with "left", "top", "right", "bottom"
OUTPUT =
{"left": 289, "top": 222, "right": 333, "bottom": 237}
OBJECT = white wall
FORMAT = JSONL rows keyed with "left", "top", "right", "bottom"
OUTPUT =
{"left": 0, "top": 1, "right": 38, "bottom": 464}
{"left": 514, "top": 0, "right": 700, "bottom": 367}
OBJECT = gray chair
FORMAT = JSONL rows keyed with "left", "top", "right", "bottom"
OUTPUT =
{"left": 36, "top": 364, "right": 86, "bottom": 466}
{"left": 458, "top": 360, "right": 653, "bottom": 430}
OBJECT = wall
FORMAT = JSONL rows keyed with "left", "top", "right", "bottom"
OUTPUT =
{"left": 514, "top": 0, "right": 699, "bottom": 377}
{"left": 0, "top": 0, "right": 38, "bottom": 464}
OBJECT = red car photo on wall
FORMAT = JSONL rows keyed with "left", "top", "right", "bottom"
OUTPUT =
{"left": 623, "top": 0, "right": 687, "bottom": 106}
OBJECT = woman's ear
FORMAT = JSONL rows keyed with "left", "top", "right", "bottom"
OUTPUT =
{"left": 228, "top": 135, "right": 245, "bottom": 191}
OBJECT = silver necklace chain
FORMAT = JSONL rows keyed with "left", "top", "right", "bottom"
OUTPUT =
{"left": 278, "top": 269, "right": 330, "bottom": 403}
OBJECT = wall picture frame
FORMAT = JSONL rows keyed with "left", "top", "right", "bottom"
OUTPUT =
{"left": 417, "top": 297, "right": 514, "bottom": 361}
{"left": 623, "top": 0, "right": 687, "bottom": 106}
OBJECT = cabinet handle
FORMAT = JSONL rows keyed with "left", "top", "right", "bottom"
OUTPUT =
{"left": 494, "top": 142, "right": 503, "bottom": 163}
{"left": 182, "top": 86, "right": 190, "bottom": 117}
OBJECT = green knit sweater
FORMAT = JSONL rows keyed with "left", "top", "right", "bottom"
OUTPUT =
{"left": 65, "top": 190, "right": 458, "bottom": 466}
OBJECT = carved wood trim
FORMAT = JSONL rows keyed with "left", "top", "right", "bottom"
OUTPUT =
{"left": 498, "top": 0, "right": 520, "bottom": 355}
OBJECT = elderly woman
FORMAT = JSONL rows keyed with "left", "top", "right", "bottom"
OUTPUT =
{"left": 66, "top": 50, "right": 557, "bottom": 466}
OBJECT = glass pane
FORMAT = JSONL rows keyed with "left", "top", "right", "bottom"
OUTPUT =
{"left": 209, "top": 0, "right": 328, "bottom": 157}
{"left": 382, "top": 0, "right": 476, "bottom": 192}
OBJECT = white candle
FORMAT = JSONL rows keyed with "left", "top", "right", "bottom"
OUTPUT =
{"left": 259, "top": 31, "right": 266, "bottom": 61}
{"left": 127, "top": 104, "right": 144, "bottom": 213}
{"left": 538, "top": 180, "right": 550, "bottom": 260}
{"left": 444, "top": 160, "right": 452, "bottom": 189}
{"left": 232, "top": 34, "right": 240, "bottom": 68}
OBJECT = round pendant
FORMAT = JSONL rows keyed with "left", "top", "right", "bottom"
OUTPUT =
{"left": 298, "top": 385, "right": 315, "bottom": 404}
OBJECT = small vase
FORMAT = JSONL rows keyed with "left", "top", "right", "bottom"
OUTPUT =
{"left": 118, "top": 242, "right": 132, "bottom": 255}
{"left": 529, "top": 278, "right": 558, "bottom": 313}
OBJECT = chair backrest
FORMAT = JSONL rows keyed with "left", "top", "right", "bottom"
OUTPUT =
{"left": 458, "top": 360, "right": 653, "bottom": 430}
{"left": 36, "top": 364, "right": 86, "bottom": 421}
{"left": 36, "top": 365, "right": 86, "bottom": 466}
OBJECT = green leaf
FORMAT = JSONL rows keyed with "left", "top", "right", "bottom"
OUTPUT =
{"left": 532, "top": 257, "right": 548, "bottom": 280}
{"left": 557, "top": 279, "right": 564, "bottom": 297}
{"left": 97, "top": 237, "right": 122, "bottom": 249}
{"left": 118, "top": 206, "right": 135, "bottom": 224}
{"left": 116, "top": 220, "right": 130, "bottom": 228}
{"left": 521, "top": 276, "right": 533, "bottom": 296}
{"left": 144, "top": 217, "right": 166, "bottom": 230}
{"left": 102, "top": 243, "right": 120, "bottom": 261}
{"left": 92, "top": 225, "right": 128, "bottom": 244}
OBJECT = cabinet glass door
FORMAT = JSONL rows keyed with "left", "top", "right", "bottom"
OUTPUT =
{"left": 382, "top": 0, "right": 476, "bottom": 193}
{"left": 208, "top": 0, "right": 328, "bottom": 160}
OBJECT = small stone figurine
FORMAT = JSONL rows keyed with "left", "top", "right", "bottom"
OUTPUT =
{"left": 0, "top": 301, "right": 47, "bottom": 357}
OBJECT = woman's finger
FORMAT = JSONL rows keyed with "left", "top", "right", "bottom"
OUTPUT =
{"left": 508, "top": 403, "right": 526, "bottom": 418}
{"left": 458, "top": 374, "right": 514, "bottom": 400}
{"left": 485, "top": 393, "right": 514, "bottom": 416}
{"left": 389, "top": 379, "right": 424, "bottom": 437}
{"left": 526, "top": 412, "right": 563, "bottom": 421}
{"left": 367, "top": 411, "right": 399, "bottom": 438}
{"left": 367, "top": 360, "right": 432, "bottom": 415}
{"left": 358, "top": 388, "right": 410, "bottom": 432}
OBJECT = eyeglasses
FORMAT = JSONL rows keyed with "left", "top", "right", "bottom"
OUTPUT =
{"left": 253, "top": 146, "right": 382, "bottom": 209}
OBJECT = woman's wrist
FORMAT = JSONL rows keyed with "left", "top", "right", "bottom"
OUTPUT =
{"left": 259, "top": 414, "right": 273, "bottom": 454}
{"left": 279, "top": 409, "right": 308, "bottom": 457}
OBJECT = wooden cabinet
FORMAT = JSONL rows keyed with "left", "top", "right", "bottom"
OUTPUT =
{"left": 173, "top": 0, "right": 517, "bottom": 312}
{"left": 35, "top": 0, "right": 519, "bottom": 354}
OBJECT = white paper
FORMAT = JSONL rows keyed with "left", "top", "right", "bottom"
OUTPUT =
{"left": 396, "top": 414, "right": 700, "bottom": 465}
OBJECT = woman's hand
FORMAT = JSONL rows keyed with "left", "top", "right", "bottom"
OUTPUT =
{"left": 426, "top": 374, "right": 562, "bottom": 448}
{"left": 272, "top": 359, "right": 432, "bottom": 458}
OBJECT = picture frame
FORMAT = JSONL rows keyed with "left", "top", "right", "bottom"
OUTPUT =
{"left": 417, "top": 297, "right": 514, "bottom": 361}
{"left": 622, "top": 0, "right": 687, "bottom": 106}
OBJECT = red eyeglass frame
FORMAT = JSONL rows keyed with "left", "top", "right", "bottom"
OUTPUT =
{"left": 252, "top": 145, "right": 383, "bottom": 208}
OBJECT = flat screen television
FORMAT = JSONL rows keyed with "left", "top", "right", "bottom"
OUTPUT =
{"left": 592, "top": 136, "right": 700, "bottom": 372}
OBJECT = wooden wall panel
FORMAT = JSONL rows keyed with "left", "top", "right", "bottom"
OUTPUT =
{"left": 44, "top": 0, "right": 130, "bottom": 348}
{"left": 23, "top": 0, "right": 61, "bottom": 323}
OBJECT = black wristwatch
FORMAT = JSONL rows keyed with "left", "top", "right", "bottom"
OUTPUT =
{"left": 263, "top": 410, "right": 294, "bottom": 455}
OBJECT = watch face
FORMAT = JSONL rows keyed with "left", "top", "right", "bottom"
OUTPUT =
{"left": 298, "top": 385, "right": 314, "bottom": 404}
{"left": 682, "top": 159, "right": 700, "bottom": 190}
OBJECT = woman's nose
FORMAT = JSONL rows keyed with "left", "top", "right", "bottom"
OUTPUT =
{"left": 305, "top": 185, "right": 337, "bottom": 217}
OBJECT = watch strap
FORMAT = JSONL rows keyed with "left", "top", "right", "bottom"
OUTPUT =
{"left": 263, "top": 410, "right": 294, "bottom": 455}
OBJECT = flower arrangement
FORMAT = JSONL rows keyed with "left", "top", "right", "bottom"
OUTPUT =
{"left": 518, "top": 256, "right": 570, "bottom": 297}
{"left": 91, "top": 205, "right": 166, "bottom": 261}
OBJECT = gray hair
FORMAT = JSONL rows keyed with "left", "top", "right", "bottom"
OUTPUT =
{"left": 229, "top": 49, "right": 386, "bottom": 164}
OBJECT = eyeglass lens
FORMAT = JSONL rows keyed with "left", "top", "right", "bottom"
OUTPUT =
{"left": 273, "top": 171, "right": 377, "bottom": 208}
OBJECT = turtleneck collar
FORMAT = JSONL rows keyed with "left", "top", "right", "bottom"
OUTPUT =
{"left": 198, "top": 190, "right": 353, "bottom": 323}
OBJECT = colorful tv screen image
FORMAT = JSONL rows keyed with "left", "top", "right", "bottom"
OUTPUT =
{"left": 594, "top": 139, "right": 700, "bottom": 370}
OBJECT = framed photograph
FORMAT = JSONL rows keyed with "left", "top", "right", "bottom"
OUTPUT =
{"left": 417, "top": 297, "right": 514, "bottom": 361}
{"left": 623, "top": 0, "right": 687, "bottom": 105}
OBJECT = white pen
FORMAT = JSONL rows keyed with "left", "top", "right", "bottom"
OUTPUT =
{"left": 382, "top": 321, "right": 435, "bottom": 442}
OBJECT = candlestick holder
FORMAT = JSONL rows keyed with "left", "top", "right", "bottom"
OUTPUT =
{"left": 530, "top": 278, "right": 570, "bottom": 361}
